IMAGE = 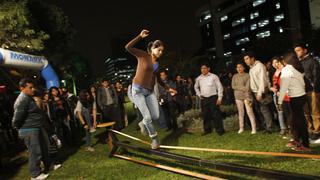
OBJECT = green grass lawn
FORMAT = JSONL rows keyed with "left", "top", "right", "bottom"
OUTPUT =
{"left": 3, "top": 104, "right": 320, "bottom": 180}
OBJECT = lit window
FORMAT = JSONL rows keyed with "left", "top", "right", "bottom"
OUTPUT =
{"left": 206, "top": 24, "right": 210, "bottom": 28}
{"left": 258, "top": 19, "right": 269, "bottom": 27}
{"left": 204, "top": 14, "right": 211, "bottom": 20}
{"left": 274, "top": 14, "right": 284, "bottom": 22}
{"left": 224, "top": 51, "right": 232, "bottom": 57}
{"left": 253, "top": 0, "right": 266, "bottom": 7}
{"left": 256, "top": 30, "right": 270, "bottom": 39}
{"left": 232, "top": 17, "right": 246, "bottom": 27}
{"left": 250, "top": 12, "right": 259, "bottom": 20}
{"left": 276, "top": 2, "right": 280, "bottom": 9}
{"left": 221, "top": 15, "right": 228, "bottom": 22}
{"left": 235, "top": 37, "right": 250, "bottom": 46}
{"left": 207, "top": 32, "right": 210, "bottom": 36}
{"left": 223, "top": 33, "right": 231, "bottom": 40}
{"left": 250, "top": 24, "right": 257, "bottom": 30}
{"left": 279, "top": 27, "right": 284, "bottom": 33}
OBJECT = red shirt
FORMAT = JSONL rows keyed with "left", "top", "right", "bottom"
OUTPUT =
{"left": 273, "top": 72, "right": 290, "bottom": 102}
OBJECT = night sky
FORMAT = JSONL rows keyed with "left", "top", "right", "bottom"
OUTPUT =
{"left": 58, "top": 0, "right": 206, "bottom": 76}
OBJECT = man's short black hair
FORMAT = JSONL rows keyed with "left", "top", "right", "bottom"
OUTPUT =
{"left": 101, "top": 78, "right": 109, "bottom": 82}
{"left": 19, "top": 78, "right": 34, "bottom": 88}
{"left": 200, "top": 63, "right": 210, "bottom": 68}
{"left": 243, "top": 51, "right": 256, "bottom": 58}
{"left": 294, "top": 42, "right": 308, "bottom": 50}
{"left": 159, "top": 69, "right": 168, "bottom": 75}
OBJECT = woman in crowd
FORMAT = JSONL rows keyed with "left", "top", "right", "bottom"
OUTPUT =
{"left": 48, "top": 86, "right": 72, "bottom": 147}
{"left": 186, "top": 77, "right": 196, "bottom": 109}
{"left": 88, "top": 85, "right": 98, "bottom": 131}
{"left": 125, "top": 29, "right": 164, "bottom": 149}
{"left": 232, "top": 63, "right": 257, "bottom": 134}
{"left": 270, "top": 57, "right": 291, "bottom": 137}
{"left": 115, "top": 81, "right": 127, "bottom": 128}
{"left": 278, "top": 52, "right": 310, "bottom": 152}
{"left": 89, "top": 85, "right": 97, "bottom": 102}
{"left": 75, "top": 90, "right": 97, "bottom": 152}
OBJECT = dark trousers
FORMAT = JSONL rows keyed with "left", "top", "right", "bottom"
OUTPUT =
{"left": 161, "top": 101, "right": 177, "bottom": 130}
{"left": 290, "top": 95, "right": 309, "bottom": 147}
{"left": 19, "top": 128, "right": 51, "bottom": 178}
{"left": 82, "top": 108, "right": 92, "bottom": 147}
{"left": 200, "top": 95, "right": 225, "bottom": 134}
{"left": 175, "top": 95, "right": 186, "bottom": 114}
{"left": 253, "top": 93, "right": 273, "bottom": 131}
{"left": 101, "top": 104, "right": 122, "bottom": 130}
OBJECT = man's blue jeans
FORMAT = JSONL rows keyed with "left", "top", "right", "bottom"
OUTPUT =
{"left": 19, "top": 128, "right": 51, "bottom": 178}
{"left": 81, "top": 107, "right": 92, "bottom": 147}
{"left": 132, "top": 85, "right": 159, "bottom": 138}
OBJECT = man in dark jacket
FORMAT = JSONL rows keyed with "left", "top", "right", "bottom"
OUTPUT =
{"left": 294, "top": 43, "right": 320, "bottom": 140}
{"left": 97, "top": 78, "right": 122, "bottom": 130}
{"left": 159, "top": 70, "right": 177, "bottom": 130}
{"left": 12, "top": 78, "right": 60, "bottom": 180}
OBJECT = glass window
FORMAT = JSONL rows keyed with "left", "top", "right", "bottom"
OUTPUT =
{"left": 250, "top": 12, "right": 259, "bottom": 20}
{"left": 250, "top": 24, "right": 257, "bottom": 30}
{"left": 253, "top": 0, "right": 266, "bottom": 7}
{"left": 258, "top": 19, "right": 269, "bottom": 27}
{"left": 221, "top": 15, "right": 228, "bottom": 22}
{"left": 206, "top": 24, "right": 210, "bottom": 28}
{"left": 224, "top": 51, "right": 232, "bottom": 57}
{"left": 200, "top": 11, "right": 211, "bottom": 22}
{"left": 235, "top": 37, "right": 250, "bottom": 46}
{"left": 256, "top": 30, "right": 270, "bottom": 39}
{"left": 274, "top": 14, "right": 284, "bottom": 22}
{"left": 204, "top": 14, "right": 211, "bottom": 20}
{"left": 223, "top": 33, "right": 231, "bottom": 40}
{"left": 232, "top": 17, "right": 246, "bottom": 27}
{"left": 276, "top": 2, "right": 280, "bottom": 9}
{"left": 279, "top": 27, "right": 284, "bottom": 33}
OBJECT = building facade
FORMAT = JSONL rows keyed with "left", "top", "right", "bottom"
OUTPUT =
{"left": 196, "top": 0, "right": 312, "bottom": 58}
{"left": 309, "top": 0, "right": 320, "bottom": 28}
{"left": 104, "top": 57, "right": 135, "bottom": 85}
{"left": 105, "top": 36, "right": 147, "bottom": 85}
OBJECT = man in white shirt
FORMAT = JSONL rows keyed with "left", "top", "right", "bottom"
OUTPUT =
{"left": 244, "top": 52, "right": 273, "bottom": 133}
{"left": 194, "top": 64, "right": 225, "bottom": 136}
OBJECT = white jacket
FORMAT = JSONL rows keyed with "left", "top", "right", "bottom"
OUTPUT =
{"left": 278, "top": 65, "right": 306, "bottom": 104}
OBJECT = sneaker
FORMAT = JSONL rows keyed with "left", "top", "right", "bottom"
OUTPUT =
{"left": 85, "top": 147, "right": 95, "bottom": 152}
{"left": 138, "top": 121, "right": 148, "bottom": 136}
{"left": 238, "top": 129, "right": 244, "bottom": 134}
{"left": 49, "top": 164, "right": 62, "bottom": 171}
{"left": 286, "top": 141, "right": 300, "bottom": 148}
{"left": 282, "top": 136, "right": 289, "bottom": 139}
{"left": 31, "top": 173, "right": 49, "bottom": 180}
{"left": 151, "top": 138, "right": 160, "bottom": 149}
{"left": 279, "top": 129, "right": 286, "bottom": 136}
{"left": 291, "top": 145, "right": 311, "bottom": 152}
{"left": 56, "top": 139, "right": 62, "bottom": 149}
{"left": 310, "top": 138, "right": 320, "bottom": 144}
{"left": 251, "top": 130, "right": 257, "bottom": 134}
{"left": 89, "top": 128, "right": 96, "bottom": 133}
